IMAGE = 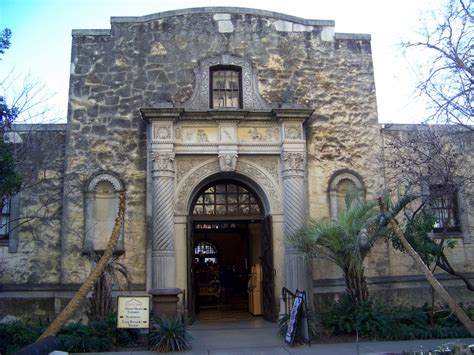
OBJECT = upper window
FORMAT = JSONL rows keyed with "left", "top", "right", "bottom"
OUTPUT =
{"left": 429, "top": 184, "right": 461, "bottom": 233}
{"left": 192, "top": 182, "right": 261, "bottom": 216}
{"left": 0, "top": 199, "right": 10, "bottom": 242}
{"left": 210, "top": 66, "right": 242, "bottom": 109}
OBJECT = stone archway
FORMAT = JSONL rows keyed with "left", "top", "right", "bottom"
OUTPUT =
{"left": 185, "top": 175, "right": 275, "bottom": 320}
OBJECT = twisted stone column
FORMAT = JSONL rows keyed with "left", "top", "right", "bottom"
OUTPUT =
{"left": 151, "top": 152, "right": 176, "bottom": 288}
{"left": 281, "top": 152, "right": 311, "bottom": 293}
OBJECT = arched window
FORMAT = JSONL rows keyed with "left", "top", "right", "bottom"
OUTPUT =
{"left": 329, "top": 171, "right": 364, "bottom": 220}
{"left": 194, "top": 241, "right": 219, "bottom": 264}
{"left": 192, "top": 182, "right": 261, "bottom": 216}
{"left": 84, "top": 173, "right": 124, "bottom": 254}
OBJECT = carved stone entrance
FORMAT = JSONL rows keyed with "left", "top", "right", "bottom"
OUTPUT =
{"left": 140, "top": 52, "right": 313, "bottom": 319}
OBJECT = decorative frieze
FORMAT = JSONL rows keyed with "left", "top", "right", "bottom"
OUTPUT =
{"left": 238, "top": 126, "right": 280, "bottom": 143}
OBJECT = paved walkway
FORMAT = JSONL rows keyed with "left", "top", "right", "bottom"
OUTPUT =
{"left": 78, "top": 318, "right": 474, "bottom": 354}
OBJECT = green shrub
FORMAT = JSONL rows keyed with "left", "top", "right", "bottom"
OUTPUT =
{"left": 320, "top": 296, "right": 472, "bottom": 340}
{"left": 0, "top": 320, "right": 45, "bottom": 354}
{"left": 149, "top": 317, "right": 192, "bottom": 352}
{"left": 57, "top": 318, "right": 114, "bottom": 353}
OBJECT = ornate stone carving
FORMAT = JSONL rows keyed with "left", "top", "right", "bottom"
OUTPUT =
{"left": 153, "top": 125, "right": 171, "bottom": 140}
{"left": 175, "top": 158, "right": 282, "bottom": 214}
{"left": 239, "top": 126, "right": 280, "bottom": 143}
{"left": 176, "top": 159, "right": 196, "bottom": 183}
{"left": 175, "top": 127, "right": 182, "bottom": 139}
{"left": 265, "top": 127, "right": 280, "bottom": 141}
{"left": 285, "top": 126, "right": 302, "bottom": 140}
{"left": 221, "top": 126, "right": 236, "bottom": 141}
{"left": 248, "top": 128, "right": 263, "bottom": 141}
{"left": 219, "top": 154, "right": 238, "bottom": 172}
{"left": 183, "top": 54, "right": 271, "bottom": 110}
{"left": 245, "top": 157, "right": 279, "bottom": 181}
{"left": 197, "top": 129, "right": 208, "bottom": 143}
{"left": 87, "top": 173, "right": 123, "bottom": 192}
{"left": 152, "top": 152, "right": 175, "bottom": 172}
{"left": 281, "top": 152, "right": 305, "bottom": 172}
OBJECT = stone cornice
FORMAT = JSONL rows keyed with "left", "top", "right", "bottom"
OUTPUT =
{"left": 110, "top": 7, "right": 335, "bottom": 27}
{"left": 140, "top": 108, "right": 184, "bottom": 123}
{"left": 141, "top": 107, "right": 314, "bottom": 123}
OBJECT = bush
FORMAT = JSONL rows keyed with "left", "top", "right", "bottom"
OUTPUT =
{"left": 57, "top": 318, "right": 115, "bottom": 353}
{"left": 0, "top": 320, "right": 46, "bottom": 354}
{"left": 149, "top": 317, "right": 192, "bottom": 352}
{"left": 320, "top": 295, "right": 472, "bottom": 340}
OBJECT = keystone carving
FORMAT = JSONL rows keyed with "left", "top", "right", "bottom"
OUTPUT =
{"left": 219, "top": 154, "right": 238, "bottom": 172}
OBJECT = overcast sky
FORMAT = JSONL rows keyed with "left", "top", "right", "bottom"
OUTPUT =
{"left": 0, "top": 0, "right": 441, "bottom": 124}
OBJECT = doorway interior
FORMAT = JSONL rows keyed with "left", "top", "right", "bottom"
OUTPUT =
{"left": 188, "top": 181, "right": 271, "bottom": 321}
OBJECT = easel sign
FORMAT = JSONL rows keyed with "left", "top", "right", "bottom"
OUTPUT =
{"left": 117, "top": 296, "right": 150, "bottom": 329}
{"left": 285, "top": 291, "right": 305, "bottom": 345}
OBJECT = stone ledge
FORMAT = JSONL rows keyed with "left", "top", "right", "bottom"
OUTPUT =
{"left": 313, "top": 273, "right": 474, "bottom": 287}
{"left": 71, "top": 29, "right": 111, "bottom": 36}
{"left": 335, "top": 33, "right": 371, "bottom": 40}
{"left": 0, "top": 283, "right": 146, "bottom": 292}
{"left": 11, "top": 124, "right": 68, "bottom": 131}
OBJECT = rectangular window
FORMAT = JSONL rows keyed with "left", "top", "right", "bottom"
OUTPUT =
{"left": 0, "top": 199, "right": 10, "bottom": 242}
{"left": 210, "top": 67, "right": 242, "bottom": 109}
{"left": 429, "top": 184, "right": 461, "bottom": 233}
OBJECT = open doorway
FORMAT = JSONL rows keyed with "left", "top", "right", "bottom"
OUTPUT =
{"left": 187, "top": 180, "right": 273, "bottom": 321}
{"left": 192, "top": 221, "right": 261, "bottom": 320}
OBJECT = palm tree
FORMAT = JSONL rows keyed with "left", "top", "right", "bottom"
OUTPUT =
{"left": 288, "top": 193, "right": 387, "bottom": 305}
{"left": 38, "top": 192, "right": 126, "bottom": 340}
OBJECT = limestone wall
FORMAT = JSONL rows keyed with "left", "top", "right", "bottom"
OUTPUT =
{"left": 61, "top": 8, "right": 378, "bottom": 289}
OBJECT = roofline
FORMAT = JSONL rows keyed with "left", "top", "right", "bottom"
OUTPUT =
{"left": 71, "top": 7, "right": 373, "bottom": 40}
{"left": 110, "top": 7, "right": 335, "bottom": 26}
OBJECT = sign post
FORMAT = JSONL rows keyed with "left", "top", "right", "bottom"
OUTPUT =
{"left": 117, "top": 296, "right": 150, "bottom": 329}
{"left": 285, "top": 293, "right": 303, "bottom": 345}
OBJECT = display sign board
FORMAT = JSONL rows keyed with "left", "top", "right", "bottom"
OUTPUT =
{"left": 285, "top": 293, "right": 304, "bottom": 345}
{"left": 117, "top": 296, "right": 150, "bottom": 329}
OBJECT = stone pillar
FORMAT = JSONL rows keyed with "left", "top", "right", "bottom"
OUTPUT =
{"left": 151, "top": 152, "right": 176, "bottom": 288}
{"left": 281, "top": 151, "right": 310, "bottom": 293}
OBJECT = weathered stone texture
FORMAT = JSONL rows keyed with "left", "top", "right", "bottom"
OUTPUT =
{"left": 1, "top": 129, "right": 66, "bottom": 285}
{"left": 3, "top": 9, "right": 471, "bottom": 317}
{"left": 60, "top": 10, "right": 378, "bottom": 287}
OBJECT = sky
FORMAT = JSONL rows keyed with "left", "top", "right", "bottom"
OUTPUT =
{"left": 0, "top": 0, "right": 441, "bottom": 124}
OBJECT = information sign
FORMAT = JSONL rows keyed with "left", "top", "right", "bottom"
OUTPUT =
{"left": 285, "top": 293, "right": 304, "bottom": 345}
{"left": 117, "top": 296, "right": 150, "bottom": 329}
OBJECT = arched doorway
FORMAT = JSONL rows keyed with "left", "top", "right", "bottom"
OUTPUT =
{"left": 187, "top": 179, "right": 274, "bottom": 321}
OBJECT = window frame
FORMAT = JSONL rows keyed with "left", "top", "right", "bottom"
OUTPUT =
{"left": 0, "top": 194, "right": 20, "bottom": 253}
{"left": 209, "top": 65, "right": 243, "bottom": 109}
{"left": 428, "top": 183, "right": 462, "bottom": 234}
{"left": 191, "top": 182, "right": 262, "bottom": 218}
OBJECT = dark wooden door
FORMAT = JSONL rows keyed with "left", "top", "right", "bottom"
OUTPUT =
{"left": 187, "top": 219, "right": 196, "bottom": 320}
{"left": 261, "top": 215, "right": 275, "bottom": 321}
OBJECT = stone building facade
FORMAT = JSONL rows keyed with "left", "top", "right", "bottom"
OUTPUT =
{"left": 1, "top": 7, "right": 472, "bottom": 321}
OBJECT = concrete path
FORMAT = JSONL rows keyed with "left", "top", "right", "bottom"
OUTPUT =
{"left": 77, "top": 318, "right": 474, "bottom": 354}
